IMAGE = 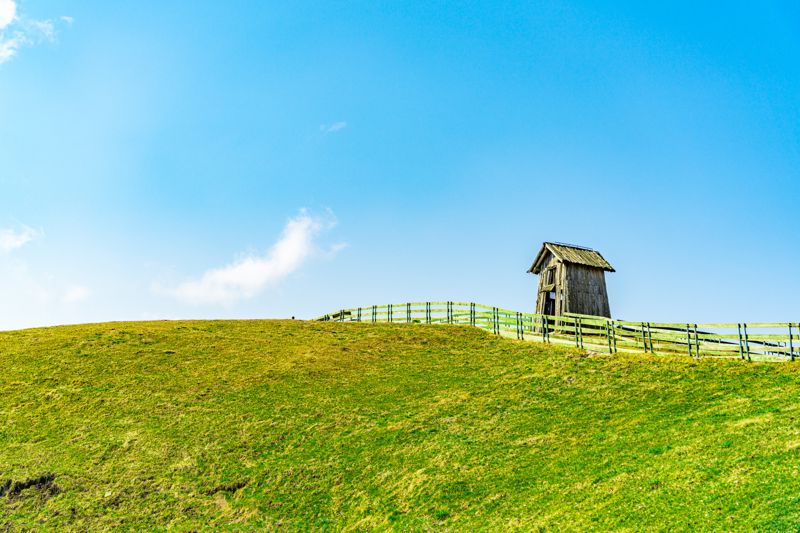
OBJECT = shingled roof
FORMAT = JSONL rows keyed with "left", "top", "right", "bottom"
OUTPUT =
{"left": 528, "top": 242, "right": 615, "bottom": 274}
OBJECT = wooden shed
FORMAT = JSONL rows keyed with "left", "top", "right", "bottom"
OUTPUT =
{"left": 528, "top": 242, "right": 615, "bottom": 318}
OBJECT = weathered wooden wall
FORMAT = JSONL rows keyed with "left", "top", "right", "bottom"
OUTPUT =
{"left": 535, "top": 252, "right": 567, "bottom": 316}
{"left": 564, "top": 264, "right": 611, "bottom": 318}
{"left": 535, "top": 256, "right": 611, "bottom": 318}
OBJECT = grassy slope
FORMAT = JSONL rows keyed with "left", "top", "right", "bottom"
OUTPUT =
{"left": 1, "top": 320, "right": 799, "bottom": 531}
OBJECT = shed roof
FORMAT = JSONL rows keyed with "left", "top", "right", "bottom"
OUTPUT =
{"left": 528, "top": 242, "right": 615, "bottom": 274}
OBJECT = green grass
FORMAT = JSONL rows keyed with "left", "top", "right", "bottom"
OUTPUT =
{"left": 1, "top": 320, "right": 800, "bottom": 530}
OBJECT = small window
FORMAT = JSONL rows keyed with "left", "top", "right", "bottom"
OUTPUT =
{"left": 545, "top": 267, "right": 556, "bottom": 285}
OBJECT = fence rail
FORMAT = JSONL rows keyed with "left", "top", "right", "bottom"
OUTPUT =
{"left": 317, "top": 302, "right": 799, "bottom": 362}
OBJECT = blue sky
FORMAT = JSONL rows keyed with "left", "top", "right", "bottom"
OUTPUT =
{"left": 1, "top": 1, "right": 799, "bottom": 330}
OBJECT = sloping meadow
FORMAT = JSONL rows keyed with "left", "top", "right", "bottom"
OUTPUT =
{"left": 1, "top": 320, "right": 799, "bottom": 530}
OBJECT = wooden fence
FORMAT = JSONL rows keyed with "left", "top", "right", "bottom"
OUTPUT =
{"left": 317, "top": 302, "right": 799, "bottom": 362}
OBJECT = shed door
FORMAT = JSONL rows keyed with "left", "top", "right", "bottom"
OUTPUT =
{"left": 544, "top": 291, "right": 556, "bottom": 316}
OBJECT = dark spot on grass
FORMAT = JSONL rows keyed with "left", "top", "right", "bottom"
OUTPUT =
{"left": 0, "top": 473, "right": 58, "bottom": 501}
{"left": 203, "top": 480, "right": 248, "bottom": 496}
{"left": 649, "top": 446, "right": 668, "bottom": 455}
{"left": 444, "top": 481, "right": 471, "bottom": 495}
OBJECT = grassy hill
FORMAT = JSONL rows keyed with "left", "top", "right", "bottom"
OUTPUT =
{"left": 1, "top": 320, "right": 799, "bottom": 530}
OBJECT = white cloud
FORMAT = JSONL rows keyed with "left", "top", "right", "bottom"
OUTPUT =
{"left": 0, "top": 225, "right": 42, "bottom": 253}
{"left": 0, "top": 33, "right": 19, "bottom": 62}
{"left": 60, "top": 16, "right": 73, "bottom": 26}
{"left": 320, "top": 121, "right": 347, "bottom": 134}
{"left": 0, "top": 1, "right": 71, "bottom": 65}
{"left": 0, "top": 0, "right": 16, "bottom": 29}
{"left": 27, "top": 19, "right": 54, "bottom": 40}
{"left": 160, "top": 211, "right": 343, "bottom": 305}
{"left": 63, "top": 285, "right": 90, "bottom": 304}
{"left": 327, "top": 242, "right": 349, "bottom": 256}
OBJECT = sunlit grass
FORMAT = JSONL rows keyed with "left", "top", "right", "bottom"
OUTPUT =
{"left": 1, "top": 320, "right": 799, "bottom": 530}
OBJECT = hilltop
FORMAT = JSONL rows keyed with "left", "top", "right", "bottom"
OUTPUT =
{"left": 1, "top": 320, "right": 799, "bottom": 530}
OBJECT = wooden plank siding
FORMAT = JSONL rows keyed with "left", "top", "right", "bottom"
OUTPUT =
{"left": 565, "top": 264, "right": 611, "bottom": 318}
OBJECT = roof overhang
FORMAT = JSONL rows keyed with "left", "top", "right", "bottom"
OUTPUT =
{"left": 528, "top": 242, "right": 615, "bottom": 274}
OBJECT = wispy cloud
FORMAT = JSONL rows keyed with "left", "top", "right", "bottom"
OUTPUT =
{"left": 63, "top": 285, "right": 90, "bottom": 304}
{"left": 27, "top": 18, "right": 54, "bottom": 40}
{"left": 0, "top": 1, "right": 71, "bottom": 65}
{"left": 0, "top": 225, "right": 42, "bottom": 253}
{"left": 320, "top": 121, "right": 347, "bottom": 134}
{"left": 0, "top": 34, "right": 19, "bottom": 62}
{"left": 159, "top": 210, "right": 344, "bottom": 305}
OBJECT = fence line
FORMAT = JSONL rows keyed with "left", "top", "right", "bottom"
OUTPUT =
{"left": 317, "top": 302, "right": 799, "bottom": 362}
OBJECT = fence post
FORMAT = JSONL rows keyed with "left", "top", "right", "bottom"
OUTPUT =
{"left": 647, "top": 322, "right": 653, "bottom": 353}
{"left": 578, "top": 318, "right": 583, "bottom": 349}
{"left": 789, "top": 323, "right": 795, "bottom": 362}
{"left": 611, "top": 321, "right": 617, "bottom": 353}
{"left": 425, "top": 302, "right": 431, "bottom": 324}
{"left": 686, "top": 324, "right": 692, "bottom": 358}
{"left": 388, "top": 304, "right": 393, "bottom": 323}
{"left": 493, "top": 307, "right": 499, "bottom": 335}
{"left": 737, "top": 324, "right": 744, "bottom": 360}
{"left": 606, "top": 321, "right": 612, "bottom": 354}
{"left": 639, "top": 322, "right": 645, "bottom": 352}
{"left": 574, "top": 318, "right": 579, "bottom": 348}
{"left": 541, "top": 315, "right": 546, "bottom": 342}
{"left": 357, "top": 307, "right": 362, "bottom": 321}
{"left": 694, "top": 324, "right": 700, "bottom": 359}
{"left": 470, "top": 303, "right": 476, "bottom": 327}
{"left": 743, "top": 323, "right": 751, "bottom": 362}
{"left": 372, "top": 305, "right": 377, "bottom": 323}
